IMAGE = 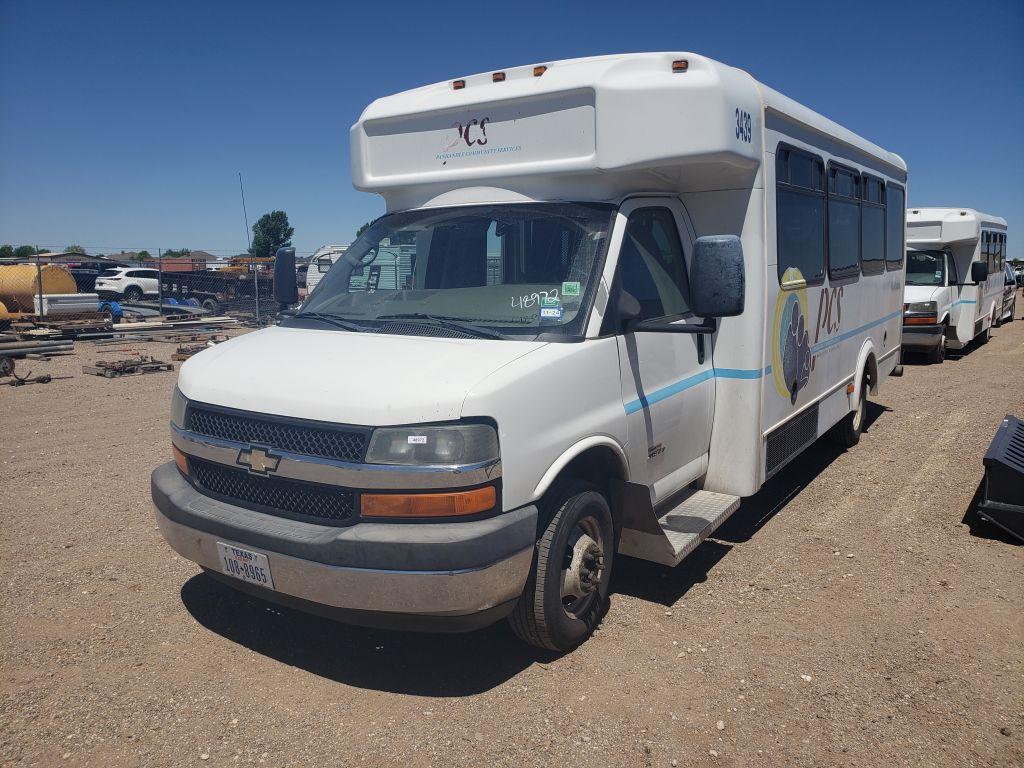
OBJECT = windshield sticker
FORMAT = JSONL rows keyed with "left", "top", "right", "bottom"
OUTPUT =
{"left": 512, "top": 290, "right": 559, "bottom": 309}
{"left": 540, "top": 296, "right": 559, "bottom": 308}
{"left": 539, "top": 306, "right": 563, "bottom": 321}
{"left": 561, "top": 281, "right": 581, "bottom": 298}
{"left": 407, "top": 435, "right": 427, "bottom": 445}
{"left": 935, "top": 271, "right": 942, "bottom": 279}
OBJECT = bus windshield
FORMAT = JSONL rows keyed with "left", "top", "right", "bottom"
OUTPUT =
{"left": 905, "top": 250, "right": 946, "bottom": 286}
{"left": 298, "top": 202, "right": 615, "bottom": 339}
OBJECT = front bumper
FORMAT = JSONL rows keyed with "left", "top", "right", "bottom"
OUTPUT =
{"left": 151, "top": 462, "right": 537, "bottom": 632}
{"left": 901, "top": 323, "right": 944, "bottom": 349}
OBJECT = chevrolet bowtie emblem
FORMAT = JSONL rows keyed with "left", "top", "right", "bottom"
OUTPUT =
{"left": 236, "top": 446, "right": 281, "bottom": 475}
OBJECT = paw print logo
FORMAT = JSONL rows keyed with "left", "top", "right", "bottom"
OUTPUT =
{"left": 782, "top": 301, "right": 811, "bottom": 404}
{"left": 771, "top": 268, "right": 813, "bottom": 404}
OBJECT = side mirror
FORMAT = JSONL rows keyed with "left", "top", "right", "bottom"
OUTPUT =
{"left": 691, "top": 235, "right": 745, "bottom": 318}
{"left": 273, "top": 247, "right": 298, "bottom": 307}
{"left": 971, "top": 261, "right": 989, "bottom": 283}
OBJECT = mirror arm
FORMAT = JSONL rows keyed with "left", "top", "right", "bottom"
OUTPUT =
{"left": 629, "top": 317, "right": 717, "bottom": 334}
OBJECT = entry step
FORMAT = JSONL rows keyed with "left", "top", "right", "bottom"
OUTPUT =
{"left": 618, "top": 489, "right": 741, "bottom": 567}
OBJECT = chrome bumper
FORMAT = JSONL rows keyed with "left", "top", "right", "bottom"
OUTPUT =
{"left": 151, "top": 463, "right": 536, "bottom": 624}
{"left": 157, "top": 511, "right": 532, "bottom": 616}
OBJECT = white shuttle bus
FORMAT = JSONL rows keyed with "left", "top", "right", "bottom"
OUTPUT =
{"left": 153, "top": 53, "right": 907, "bottom": 651}
{"left": 304, "top": 244, "right": 349, "bottom": 296}
{"left": 902, "top": 208, "right": 1008, "bottom": 361}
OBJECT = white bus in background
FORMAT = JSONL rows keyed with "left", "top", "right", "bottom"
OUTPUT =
{"left": 154, "top": 53, "right": 907, "bottom": 652}
{"left": 303, "top": 244, "right": 349, "bottom": 296}
{"left": 902, "top": 208, "right": 1007, "bottom": 362}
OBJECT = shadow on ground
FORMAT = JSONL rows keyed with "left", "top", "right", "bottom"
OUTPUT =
{"left": 181, "top": 573, "right": 548, "bottom": 696}
{"left": 181, "top": 401, "right": 895, "bottom": 691}
{"left": 614, "top": 400, "right": 890, "bottom": 606}
{"left": 961, "top": 480, "right": 1023, "bottom": 546}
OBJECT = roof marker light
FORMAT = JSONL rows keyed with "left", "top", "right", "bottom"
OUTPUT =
{"left": 672, "top": 59, "right": 689, "bottom": 73}
{"left": 492, "top": 71, "right": 506, "bottom": 82}
{"left": 533, "top": 65, "right": 547, "bottom": 77}
{"left": 452, "top": 79, "right": 465, "bottom": 90}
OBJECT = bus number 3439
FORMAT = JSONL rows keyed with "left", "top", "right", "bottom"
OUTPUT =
{"left": 735, "top": 108, "right": 752, "bottom": 143}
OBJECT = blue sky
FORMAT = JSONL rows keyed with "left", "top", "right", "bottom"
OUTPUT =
{"left": 1, "top": 0, "right": 1022, "bottom": 258}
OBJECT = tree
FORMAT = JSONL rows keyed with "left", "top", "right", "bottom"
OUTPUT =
{"left": 13, "top": 245, "right": 40, "bottom": 259}
{"left": 249, "top": 210, "right": 293, "bottom": 259}
{"left": 163, "top": 248, "right": 191, "bottom": 258}
{"left": 0, "top": 245, "right": 13, "bottom": 259}
{"left": 134, "top": 250, "right": 151, "bottom": 262}
{"left": 65, "top": 244, "right": 87, "bottom": 254}
{"left": 355, "top": 221, "right": 373, "bottom": 238}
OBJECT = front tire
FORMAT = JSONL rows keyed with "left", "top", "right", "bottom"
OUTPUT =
{"left": 123, "top": 285, "right": 143, "bottom": 303}
{"left": 927, "top": 334, "right": 946, "bottom": 364}
{"left": 509, "top": 482, "right": 614, "bottom": 653}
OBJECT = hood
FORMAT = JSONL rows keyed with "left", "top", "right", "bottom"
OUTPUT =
{"left": 177, "top": 325, "right": 545, "bottom": 426}
{"left": 903, "top": 284, "right": 943, "bottom": 305}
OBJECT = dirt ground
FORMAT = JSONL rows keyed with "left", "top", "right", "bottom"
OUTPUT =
{"left": 1, "top": 305, "right": 1022, "bottom": 768}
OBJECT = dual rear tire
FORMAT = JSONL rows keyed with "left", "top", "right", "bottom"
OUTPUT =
{"left": 830, "top": 374, "right": 868, "bottom": 448}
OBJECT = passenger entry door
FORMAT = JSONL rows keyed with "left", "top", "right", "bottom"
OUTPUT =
{"left": 612, "top": 201, "right": 714, "bottom": 503}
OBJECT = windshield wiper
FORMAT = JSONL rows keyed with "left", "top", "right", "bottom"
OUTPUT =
{"left": 375, "top": 313, "right": 507, "bottom": 340}
{"left": 293, "top": 312, "right": 369, "bottom": 332}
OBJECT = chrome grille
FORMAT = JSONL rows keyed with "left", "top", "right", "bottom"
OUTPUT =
{"left": 187, "top": 405, "right": 367, "bottom": 462}
{"left": 190, "top": 458, "right": 356, "bottom": 524}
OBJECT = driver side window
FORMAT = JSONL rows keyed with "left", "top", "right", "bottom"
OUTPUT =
{"left": 618, "top": 207, "right": 691, "bottom": 321}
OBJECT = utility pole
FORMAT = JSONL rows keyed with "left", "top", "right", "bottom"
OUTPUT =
{"left": 239, "top": 173, "right": 259, "bottom": 322}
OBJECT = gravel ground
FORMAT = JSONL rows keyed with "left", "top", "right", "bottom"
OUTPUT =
{"left": 1, "top": 308, "right": 1022, "bottom": 768}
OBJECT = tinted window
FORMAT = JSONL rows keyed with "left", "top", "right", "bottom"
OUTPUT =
{"left": 618, "top": 207, "right": 691, "bottom": 321}
{"left": 828, "top": 167, "right": 860, "bottom": 279}
{"left": 777, "top": 147, "right": 826, "bottom": 284}
{"left": 861, "top": 207, "right": 885, "bottom": 275}
{"left": 885, "top": 184, "right": 905, "bottom": 270}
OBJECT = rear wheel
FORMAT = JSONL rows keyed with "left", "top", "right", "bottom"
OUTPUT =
{"left": 830, "top": 374, "right": 868, "bottom": 448}
{"left": 508, "top": 481, "right": 614, "bottom": 653}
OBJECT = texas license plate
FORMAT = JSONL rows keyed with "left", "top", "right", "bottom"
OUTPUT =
{"left": 216, "top": 542, "right": 275, "bottom": 589}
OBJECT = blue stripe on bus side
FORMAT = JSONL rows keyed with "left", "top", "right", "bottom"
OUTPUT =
{"left": 810, "top": 310, "right": 902, "bottom": 354}
{"left": 950, "top": 299, "right": 976, "bottom": 307}
{"left": 623, "top": 366, "right": 770, "bottom": 414}
{"left": 622, "top": 309, "right": 900, "bottom": 414}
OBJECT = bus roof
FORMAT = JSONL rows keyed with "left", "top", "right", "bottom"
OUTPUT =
{"left": 351, "top": 52, "right": 905, "bottom": 209}
{"left": 907, "top": 208, "right": 1007, "bottom": 247}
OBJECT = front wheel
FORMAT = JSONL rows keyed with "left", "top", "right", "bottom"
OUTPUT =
{"left": 927, "top": 334, "right": 946, "bottom": 364}
{"left": 508, "top": 482, "right": 614, "bottom": 652}
{"left": 123, "top": 285, "right": 143, "bottom": 303}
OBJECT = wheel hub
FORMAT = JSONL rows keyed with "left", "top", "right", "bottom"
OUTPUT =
{"left": 561, "top": 523, "right": 605, "bottom": 614}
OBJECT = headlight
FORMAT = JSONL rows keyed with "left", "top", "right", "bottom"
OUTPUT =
{"left": 170, "top": 387, "right": 188, "bottom": 429}
{"left": 366, "top": 424, "right": 499, "bottom": 466}
{"left": 906, "top": 301, "right": 937, "bottom": 313}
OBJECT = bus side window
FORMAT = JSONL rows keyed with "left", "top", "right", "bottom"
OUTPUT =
{"left": 776, "top": 145, "right": 825, "bottom": 285}
{"left": 885, "top": 183, "right": 905, "bottom": 271}
{"left": 827, "top": 164, "right": 860, "bottom": 280}
{"left": 860, "top": 175, "right": 885, "bottom": 276}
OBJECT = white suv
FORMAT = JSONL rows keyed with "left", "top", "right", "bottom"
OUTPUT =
{"left": 94, "top": 267, "right": 159, "bottom": 302}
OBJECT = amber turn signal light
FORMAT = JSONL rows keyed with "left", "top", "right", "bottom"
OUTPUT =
{"left": 452, "top": 79, "right": 465, "bottom": 90}
{"left": 361, "top": 486, "right": 497, "bottom": 519}
{"left": 672, "top": 59, "right": 689, "bottom": 73}
{"left": 492, "top": 71, "right": 506, "bottom": 82}
{"left": 533, "top": 65, "right": 547, "bottom": 77}
{"left": 172, "top": 445, "right": 189, "bottom": 476}
{"left": 904, "top": 315, "right": 938, "bottom": 325}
